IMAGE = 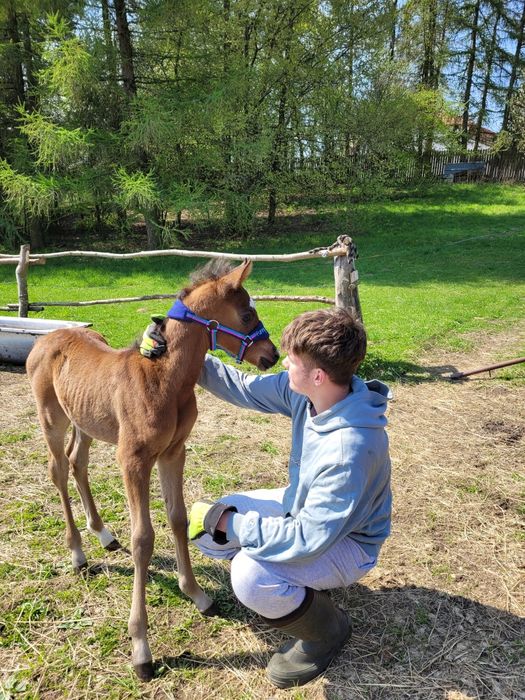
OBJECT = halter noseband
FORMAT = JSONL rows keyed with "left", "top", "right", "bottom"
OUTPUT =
{"left": 167, "top": 298, "right": 270, "bottom": 363}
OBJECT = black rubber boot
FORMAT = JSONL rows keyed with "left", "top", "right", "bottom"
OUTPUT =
{"left": 263, "top": 588, "right": 351, "bottom": 689}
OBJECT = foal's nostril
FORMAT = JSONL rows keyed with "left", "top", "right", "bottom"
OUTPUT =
{"left": 260, "top": 353, "right": 278, "bottom": 370}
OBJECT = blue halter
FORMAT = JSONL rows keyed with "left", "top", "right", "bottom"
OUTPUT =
{"left": 167, "top": 298, "right": 270, "bottom": 363}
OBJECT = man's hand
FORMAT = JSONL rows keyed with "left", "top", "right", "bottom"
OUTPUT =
{"left": 188, "top": 499, "right": 237, "bottom": 544}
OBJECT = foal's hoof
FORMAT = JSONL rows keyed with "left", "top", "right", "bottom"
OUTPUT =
{"left": 74, "top": 561, "right": 89, "bottom": 575}
{"left": 104, "top": 538, "right": 122, "bottom": 552}
{"left": 134, "top": 661, "right": 155, "bottom": 682}
{"left": 202, "top": 602, "right": 221, "bottom": 617}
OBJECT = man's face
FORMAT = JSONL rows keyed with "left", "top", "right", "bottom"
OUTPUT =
{"left": 282, "top": 352, "right": 317, "bottom": 396}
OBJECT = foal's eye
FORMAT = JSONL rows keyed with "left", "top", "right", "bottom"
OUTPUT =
{"left": 242, "top": 311, "right": 253, "bottom": 324}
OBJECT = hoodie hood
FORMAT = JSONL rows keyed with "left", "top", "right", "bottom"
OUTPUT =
{"left": 308, "top": 375, "right": 391, "bottom": 432}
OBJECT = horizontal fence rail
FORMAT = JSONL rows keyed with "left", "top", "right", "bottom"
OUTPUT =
{"left": 1, "top": 295, "right": 336, "bottom": 311}
{"left": 0, "top": 246, "right": 347, "bottom": 263}
{"left": 0, "top": 238, "right": 358, "bottom": 319}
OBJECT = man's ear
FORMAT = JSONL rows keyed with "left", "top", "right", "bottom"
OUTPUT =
{"left": 313, "top": 368, "right": 326, "bottom": 386}
{"left": 221, "top": 259, "right": 253, "bottom": 289}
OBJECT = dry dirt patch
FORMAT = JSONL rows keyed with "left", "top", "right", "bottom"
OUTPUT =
{"left": 0, "top": 323, "right": 523, "bottom": 699}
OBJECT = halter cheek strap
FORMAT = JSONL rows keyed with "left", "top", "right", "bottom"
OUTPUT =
{"left": 167, "top": 299, "right": 270, "bottom": 363}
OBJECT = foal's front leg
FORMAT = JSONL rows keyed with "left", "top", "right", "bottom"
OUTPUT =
{"left": 118, "top": 444, "right": 156, "bottom": 681}
{"left": 157, "top": 444, "right": 215, "bottom": 614}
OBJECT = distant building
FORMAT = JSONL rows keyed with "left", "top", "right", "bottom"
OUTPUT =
{"left": 434, "top": 117, "right": 498, "bottom": 151}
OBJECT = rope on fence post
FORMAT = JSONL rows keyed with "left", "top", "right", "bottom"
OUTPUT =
{"left": 333, "top": 235, "right": 362, "bottom": 322}
{"left": 15, "top": 244, "right": 31, "bottom": 318}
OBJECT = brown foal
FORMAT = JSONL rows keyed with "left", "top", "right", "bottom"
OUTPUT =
{"left": 26, "top": 260, "right": 279, "bottom": 680}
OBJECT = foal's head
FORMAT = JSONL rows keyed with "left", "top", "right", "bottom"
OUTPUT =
{"left": 178, "top": 259, "right": 279, "bottom": 370}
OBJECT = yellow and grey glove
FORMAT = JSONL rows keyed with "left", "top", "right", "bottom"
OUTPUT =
{"left": 139, "top": 315, "right": 167, "bottom": 358}
{"left": 188, "top": 499, "right": 237, "bottom": 544}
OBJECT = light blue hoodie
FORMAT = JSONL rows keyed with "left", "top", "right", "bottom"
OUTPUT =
{"left": 198, "top": 355, "right": 392, "bottom": 564}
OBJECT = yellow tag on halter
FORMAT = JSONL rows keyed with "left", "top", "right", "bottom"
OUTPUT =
{"left": 139, "top": 316, "right": 167, "bottom": 359}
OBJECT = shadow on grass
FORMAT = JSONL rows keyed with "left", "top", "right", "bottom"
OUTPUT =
{"left": 0, "top": 362, "right": 26, "bottom": 374}
{"left": 63, "top": 534, "right": 525, "bottom": 696}
{"left": 154, "top": 649, "right": 265, "bottom": 677}
{"left": 321, "top": 582, "right": 525, "bottom": 700}
{"left": 360, "top": 355, "right": 463, "bottom": 383}
{"left": 143, "top": 576, "right": 525, "bottom": 698}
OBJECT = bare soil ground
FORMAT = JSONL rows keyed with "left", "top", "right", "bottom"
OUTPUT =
{"left": 0, "top": 322, "right": 523, "bottom": 700}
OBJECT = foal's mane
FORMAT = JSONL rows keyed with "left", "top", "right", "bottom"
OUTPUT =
{"left": 178, "top": 259, "right": 235, "bottom": 300}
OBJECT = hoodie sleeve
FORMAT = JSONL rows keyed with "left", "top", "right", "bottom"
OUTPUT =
{"left": 230, "top": 433, "right": 373, "bottom": 562}
{"left": 198, "top": 354, "right": 293, "bottom": 417}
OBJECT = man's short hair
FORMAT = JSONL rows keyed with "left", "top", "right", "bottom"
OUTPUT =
{"left": 281, "top": 308, "right": 366, "bottom": 385}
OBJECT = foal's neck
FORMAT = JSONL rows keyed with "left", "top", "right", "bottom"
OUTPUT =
{"left": 159, "top": 289, "right": 224, "bottom": 384}
{"left": 160, "top": 317, "right": 208, "bottom": 381}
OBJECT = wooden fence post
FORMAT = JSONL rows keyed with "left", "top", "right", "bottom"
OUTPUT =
{"left": 16, "top": 244, "right": 30, "bottom": 317}
{"left": 333, "top": 234, "right": 362, "bottom": 322}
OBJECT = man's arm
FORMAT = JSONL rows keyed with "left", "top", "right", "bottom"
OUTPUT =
{"left": 224, "top": 435, "right": 389, "bottom": 562}
{"left": 198, "top": 354, "right": 293, "bottom": 417}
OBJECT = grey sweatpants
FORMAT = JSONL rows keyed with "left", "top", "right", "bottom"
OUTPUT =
{"left": 194, "top": 488, "right": 378, "bottom": 619}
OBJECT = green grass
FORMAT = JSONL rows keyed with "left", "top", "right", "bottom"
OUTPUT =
{"left": 0, "top": 430, "right": 33, "bottom": 446}
{"left": 1, "top": 183, "right": 524, "bottom": 380}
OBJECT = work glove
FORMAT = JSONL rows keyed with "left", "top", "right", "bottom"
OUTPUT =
{"left": 139, "top": 315, "right": 167, "bottom": 358}
{"left": 188, "top": 499, "right": 237, "bottom": 544}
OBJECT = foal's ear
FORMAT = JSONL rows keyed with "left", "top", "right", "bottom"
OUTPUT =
{"left": 223, "top": 259, "right": 253, "bottom": 288}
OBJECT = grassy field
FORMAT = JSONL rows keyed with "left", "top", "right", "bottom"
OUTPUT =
{"left": 0, "top": 183, "right": 524, "bottom": 699}
{"left": 1, "top": 183, "right": 524, "bottom": 380}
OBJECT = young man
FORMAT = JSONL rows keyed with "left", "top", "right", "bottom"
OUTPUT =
{"left": 186, "top": 308, "right": 392, "bottom": 688}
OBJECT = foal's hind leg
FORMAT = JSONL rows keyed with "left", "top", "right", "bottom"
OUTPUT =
{"left": 66, "top": 426, "right": 121, "bottom": 552}
{"left": 39, "top": 406, "right": 88, "bottom": 571}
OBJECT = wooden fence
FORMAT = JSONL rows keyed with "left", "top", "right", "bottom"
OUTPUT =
{"left": 0, "top": 236, "right": 362, "bottom": 320}
{"left": 308, "top": 151, "right": 525, "bottom": 182}
{"left": 428, "top": 151, "right": 525, "bottom": 181}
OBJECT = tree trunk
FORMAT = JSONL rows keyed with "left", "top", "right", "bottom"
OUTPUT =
{"left": 145, "top": 208, "right": 161, "bottom": 249}
{"left": 5, "top": 1, "right": 25, "bottom": 106}
{"left": 474, "top": 9, "right": 500, "bottom": 150}
{"left": 502, "top": 0, "right": 525, "bottom": 131}
{"left": 114, "top": 0, "right": 137, "bottom": 98}
{"left": 268, "top": 9, "right": 293, "bottom": 227}
{"left": 292, "top": 106, "right": 305, "bottom": 169}
{"left": 268, "top": 83, "right": 287, "bottom": 227}
{"left": 435, "top": 0, "right": 450, "bottom": 86}
{"left": 344, "top": 15, "right": 355, "bottom": 171}
{"left": 461, "top": 0, "right": 481, "bottom": 150}
{"left": 8, "top": 8, "right": 43, "bottom": 242}
{"left": 390, "top": 0, "right": 398, "bottom": 60}
{"left": 20, "top": 13, "right": 37, "bottom": 112}
{"left": 221, "top": 0, "right": 235, "bottom": 233}
{"left": 101, "top": 0, "right": 113, "bottom": 60}
{"left": 421, "top": 0, "right": 438, "bottom": 88}
{"left": 28, "top": 216, "right": 44, "bottom": 250}
{"left": 113, "top": 0, "right": 161, "bottom": 248}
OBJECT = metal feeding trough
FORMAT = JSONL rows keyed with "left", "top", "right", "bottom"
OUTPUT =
{"left": 0, "top": 316, "right": 92, "bottom": 365}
